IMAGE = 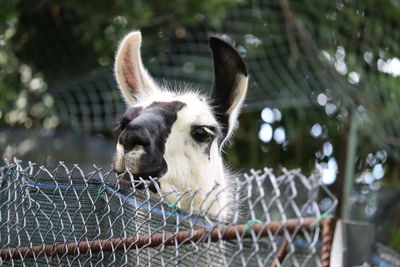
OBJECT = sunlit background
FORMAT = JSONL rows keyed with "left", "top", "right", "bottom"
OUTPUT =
{"left": 1, "top": 0, "right": 400, "bottom": 261}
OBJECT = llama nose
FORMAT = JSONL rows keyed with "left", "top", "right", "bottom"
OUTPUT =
{"left": 119, "top": 123, "right": 151, "bottom": 152}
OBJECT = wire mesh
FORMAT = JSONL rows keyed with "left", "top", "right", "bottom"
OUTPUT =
{"left": 4, "top": 0, "right": 399, "bottom": 158}
{"left": 0, "top": 159, "right": 336, "bottom": 266}
{"left": 11, "top": 0, "right": 392, "bottom": 159}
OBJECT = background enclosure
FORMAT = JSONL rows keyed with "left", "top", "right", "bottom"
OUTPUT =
{"left": 0, "top": 0, "right": 400, "bottom": 261}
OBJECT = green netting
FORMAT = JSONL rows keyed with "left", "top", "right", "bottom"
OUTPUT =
{"left": 2, "top": 1, "right": 399, "bottom": 156}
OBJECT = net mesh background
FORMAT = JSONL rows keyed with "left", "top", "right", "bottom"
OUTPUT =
{"left": 10, "top": 1, "right": 397, "bottom": 156}
{"left": 0, "top": 160, "right": 336, "bottom": 266}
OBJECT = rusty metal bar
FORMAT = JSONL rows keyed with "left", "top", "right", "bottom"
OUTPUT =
{"left": 270, "top": 239, "right": 289, "bottom": 267}
{"left": 0, "top": 216, "right": 336, "bottom": 264}
{"left": 320, "top": 217, "right": 337, "bottom": 267}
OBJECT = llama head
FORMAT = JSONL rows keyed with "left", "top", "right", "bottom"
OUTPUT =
{"left": 112, "top": 31, "right": 247, "bottom": 214}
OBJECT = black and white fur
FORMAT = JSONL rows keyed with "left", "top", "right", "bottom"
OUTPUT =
{"left": 113, "top": 31, "right": 248, "bottom": 218}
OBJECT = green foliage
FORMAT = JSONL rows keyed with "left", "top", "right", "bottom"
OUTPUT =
{"left": 390, "top": 225, "right": 400, "bottom": 251}
{"left": 0, "top": 0, "right": 239, "bottom": 128}
{"left": 0, "top": 1, "right": 52, "bottom": 128}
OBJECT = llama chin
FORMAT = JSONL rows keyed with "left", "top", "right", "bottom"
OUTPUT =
{"left": 112, "top": 31, "right": 248, "bottom": 219}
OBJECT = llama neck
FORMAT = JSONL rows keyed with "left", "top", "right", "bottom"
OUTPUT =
{"left": 160, "top": 149, "right": 230, "bottom": 218}
{"left": 159, "top": 116, "right": 232, "bottom": 218}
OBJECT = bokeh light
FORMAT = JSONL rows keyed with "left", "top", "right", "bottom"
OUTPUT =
{"left": 310, "top": 123, "right": 322, "bottom": 138}
{"left": 261, "top": 107, "right": 274, "bottom": 123}
{"left": 273, "top": 127, "right": 286, "bottom": 144}
{"left": 258, "top": 123, "right": 273, "bottom": 143}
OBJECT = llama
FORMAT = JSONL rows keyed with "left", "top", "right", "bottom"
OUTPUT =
{"left": 112, "top": 31, "right": 248, "bottom": 218}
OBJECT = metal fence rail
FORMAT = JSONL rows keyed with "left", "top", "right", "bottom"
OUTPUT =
{"left": 0, "top": 160, "right": 337, "bottom": 266}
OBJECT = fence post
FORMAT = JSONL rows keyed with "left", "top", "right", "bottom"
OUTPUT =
{"left": 341, "top": 112, "right": 358, "bottom": 220}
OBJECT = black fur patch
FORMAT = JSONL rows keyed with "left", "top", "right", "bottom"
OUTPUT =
{"left": 118, "top": 101, "right": 186, "bottom": 181}
{"left": 205, "top": 141, "right": 213, "bottom": 160}
{"left": 209, "top": 37, "right": 247, "bottom": 142}
{"left": 118, "top": 106, "right": 143, "bottom": 131}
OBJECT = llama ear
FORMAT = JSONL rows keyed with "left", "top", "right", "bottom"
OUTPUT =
{"left": 115, "top": 31, "right": 160, "bottom": 105}
{"left": 209, "top": 37, "right": 248, "bottom": 143}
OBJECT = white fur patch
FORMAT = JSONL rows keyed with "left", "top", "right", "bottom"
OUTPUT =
{"left": 113, "top": 143, "right": 126, "bottom": 173}
{"left": 115, "top": 31, "right": 160, "bottom": 105}
{"left": 113, "top": 143, "right": 145, "bottom": 174}
{"left": 124, "top": 147, "right": 145, "bottom": 173}
{"left": 224, "top": 73, "right": 248, "bottom": 145}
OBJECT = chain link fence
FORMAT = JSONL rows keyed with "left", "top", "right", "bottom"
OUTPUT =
{"left": 0, "top": 160, "right": 336, "bottom": 266}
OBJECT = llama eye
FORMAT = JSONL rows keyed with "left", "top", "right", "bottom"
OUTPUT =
{"left": 191, "top": 127, "right": 215, "bottom": 143}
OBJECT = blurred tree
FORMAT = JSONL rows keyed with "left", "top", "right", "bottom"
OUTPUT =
{"left": 0, "top": 0, "right": 238, "bottom": 128}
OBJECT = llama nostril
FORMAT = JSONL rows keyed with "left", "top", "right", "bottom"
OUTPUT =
{"left": 122, "top": 140, "right": 147, "bottom": 153}
{"left": 119, "top": 125, "right": 151, "bottom": 152}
